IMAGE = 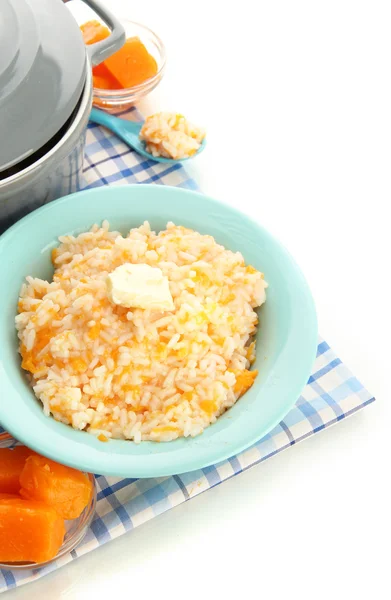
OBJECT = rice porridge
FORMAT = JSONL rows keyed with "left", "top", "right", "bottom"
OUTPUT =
{"left": 15, "top": 221, "right": 267, "bottom": 442}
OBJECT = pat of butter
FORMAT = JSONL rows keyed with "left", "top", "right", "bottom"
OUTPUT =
{"left": 106, "top": 263, "right": 174, "bottom": 311}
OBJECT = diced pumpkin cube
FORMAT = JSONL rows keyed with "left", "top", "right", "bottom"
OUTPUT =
{"left": 80, "top": 20, "right": 110, "bottom": 45}
{"left": 103, "top": 37, "right": 158, "bottom": 88}
{"left": 0, "top": 498, "right": 65, "bottom": 563}
{"left": 0, "top": 446, "right": 36, "bottom": 494}
{"left": 93, "top": 63, "right": 122, "bottom": 90}
{"left": 20, "top": 456, "right": 93, "bottom": 520}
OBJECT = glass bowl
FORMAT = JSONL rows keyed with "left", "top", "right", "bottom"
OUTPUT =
{"left": 0, "top": 472, "right": 96, "bottom": 570}
{"left": 92, "top": 19, "right": 166, "bottom": 113}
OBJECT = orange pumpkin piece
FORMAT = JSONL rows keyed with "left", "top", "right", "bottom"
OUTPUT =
{"left": 80, "top": 21, "right": 158, "bottom": 90}
{"left": 93, "top": 63, "right": 122, "bottom": 90}
{"left": 233, "top": 369, "right": 258, "bottom": 397}
{"left": 80, "top": 20, "right": 120, "bottom": 89}
{"left": 199, "top": 400, "right": 218, "bottom": 414}
{"left": 20, "top": 456, "right": 93, "bottom": 520}
{"left": 103, "top": 36, "right": 158, "bottom": 88}
{"left": 0, "top": 493, "right": 20, "bottom": 500}
{"left": 0, "top": 446, "right": 36, "bottom": 494}
{"left": 0, "top": 498, "right": 65, "bottom": 563}
{"left": 80, "top": 19, "right": 110, "bottom": 45}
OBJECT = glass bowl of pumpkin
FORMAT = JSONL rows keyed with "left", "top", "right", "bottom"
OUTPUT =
{"left": 0, "top": 445, "right": 96, "bottom": 570}
{"left": 81, "top": 19, "right": 167, "bottom": 112}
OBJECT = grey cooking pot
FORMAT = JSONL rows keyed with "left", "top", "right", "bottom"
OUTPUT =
{"left": 0, "top": 0, "right": 125, "bottom": 232}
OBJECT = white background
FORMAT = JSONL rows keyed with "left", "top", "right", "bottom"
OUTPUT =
{"left": 7, "top": 1, "right": 390, "bottom": 598}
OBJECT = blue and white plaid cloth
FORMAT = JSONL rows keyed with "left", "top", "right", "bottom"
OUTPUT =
{"left": 0, "top": 113, "right": 375, "bottom": 592}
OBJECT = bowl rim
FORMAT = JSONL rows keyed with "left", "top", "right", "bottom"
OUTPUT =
{"left": 92, "top": 19, "right": 166, "bottom": 97}
{"left": 0, "top": 185, "right": 318, "bottom": 477}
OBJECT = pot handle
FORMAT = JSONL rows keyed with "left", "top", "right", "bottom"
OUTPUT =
{"left": 81, "top": 0, "right": 126, "bottom": 66}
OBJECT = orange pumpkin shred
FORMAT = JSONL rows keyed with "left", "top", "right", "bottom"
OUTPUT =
{"left": 233, "top": 369, "right": 258, "bottom": 396}
{"left": 0, "top": 446, "right": 36, "bottom": 494}
{"left": 80, "top": 20, "right": 158, "bottom": 90}
{"left": 20, "top": 455, "right": 93, "bottom": 520}
{"left": 0, "top": 499, "right": 65, "bottom": 563}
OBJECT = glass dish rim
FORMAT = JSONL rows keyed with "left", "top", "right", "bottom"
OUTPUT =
{"left": 0, "top": 472, "right": 96, "bottom": 571}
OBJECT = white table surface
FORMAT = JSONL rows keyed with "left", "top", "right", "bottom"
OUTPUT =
{"left": 7, "top": 0, "right": 389, "bottom": 598}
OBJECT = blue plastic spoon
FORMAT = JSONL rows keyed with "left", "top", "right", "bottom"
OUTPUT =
{"left": 89, "top": 107, "right": 206, "bottom": 163}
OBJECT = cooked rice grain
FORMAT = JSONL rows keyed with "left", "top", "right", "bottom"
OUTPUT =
{"left": 139, "top": 112, "right": 205, "bottom": 159}
{"left": 16, "top": 222, "right": 267, "bottom": 442}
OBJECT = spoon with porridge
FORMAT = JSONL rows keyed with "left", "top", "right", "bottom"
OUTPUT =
{"left": 89, "top": 108, "right": 206, "bottom": 162}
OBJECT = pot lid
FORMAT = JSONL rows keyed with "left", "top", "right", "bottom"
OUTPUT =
{"left": 0, "top": 0, "right": 86, "bottom": 172}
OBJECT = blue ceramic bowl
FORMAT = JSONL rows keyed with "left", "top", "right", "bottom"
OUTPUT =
{"left": 0, "top": 185, "right": 317, "bottom": 477}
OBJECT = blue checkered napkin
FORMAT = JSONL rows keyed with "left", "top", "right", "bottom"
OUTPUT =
{"left": 0, "top": 117, "right": 375, "bottom": 592}
{"left": 83, "top": 109, "right": 198, "bottom": 191}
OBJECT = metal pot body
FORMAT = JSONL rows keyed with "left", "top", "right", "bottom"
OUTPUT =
{"left": 0, "top": 0, "right": 125, "bottom": 232}
{"left": 0, "top": 71, "right": 92, "bottom": 233}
